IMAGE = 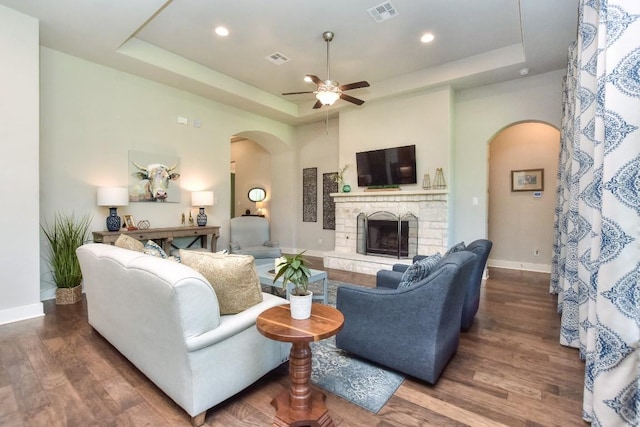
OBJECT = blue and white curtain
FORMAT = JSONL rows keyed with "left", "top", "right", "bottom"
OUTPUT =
{"left": 550, "top": 0, "right": 639, "bottom": 425}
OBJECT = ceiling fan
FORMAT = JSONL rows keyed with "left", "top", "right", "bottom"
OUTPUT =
{"left": 282, "top": 31, "right": 370, "bottom": 109}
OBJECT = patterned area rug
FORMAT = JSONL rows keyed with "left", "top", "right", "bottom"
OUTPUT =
{"left": 264, "top": 279, "right": 404, "bottom": 413}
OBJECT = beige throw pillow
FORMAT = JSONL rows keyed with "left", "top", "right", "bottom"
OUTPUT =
{"left": 114, "top": 234, "right": 144, "bottom": 252}
{"left": 179, "top": 250, "right": 263, "bottom": 315}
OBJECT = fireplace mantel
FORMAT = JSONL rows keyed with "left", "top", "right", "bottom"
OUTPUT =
{"left": 325, "top": 189, "right": 449, "bottom": 275}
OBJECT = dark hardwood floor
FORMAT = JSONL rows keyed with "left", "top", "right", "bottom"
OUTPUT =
{"left": 0, "top": 260, "right": 586, "bottom": 426}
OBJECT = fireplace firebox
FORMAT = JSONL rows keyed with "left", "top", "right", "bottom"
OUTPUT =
{"left": 357, "top": 211, "right": 418, "bottom": 259}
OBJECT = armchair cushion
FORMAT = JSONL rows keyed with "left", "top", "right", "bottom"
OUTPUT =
{"left": 398, "top": 253, "right": 442, "bottom": 289}
{"left": 180, "top": 250, "right": 263, "bottom": 315}
{"left": 229, "top": 217, "right": 282, "bottom": 259}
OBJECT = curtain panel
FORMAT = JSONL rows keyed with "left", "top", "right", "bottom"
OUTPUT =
{"left": 551, "top": 1, "right": 639, "bottom": 425}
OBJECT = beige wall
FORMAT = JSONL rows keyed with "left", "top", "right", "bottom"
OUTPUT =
{"left": 0, "top": 6, "right": 43, "bottom": 324}
{"left": 453, "top": 70, "right": 564, "bottom": 244}
{"left": 231, "top": 139, "right": 271, "bottom": 218}
{"left": 39, "top": 47, "right": 295, "bottom": 299}
{"left": 488, "top": 123, "right": 560, "bottom": 272}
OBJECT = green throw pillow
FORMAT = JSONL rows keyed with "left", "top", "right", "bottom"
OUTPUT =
{"left": 398, "top": 253, "right": 442, "bottom": 289}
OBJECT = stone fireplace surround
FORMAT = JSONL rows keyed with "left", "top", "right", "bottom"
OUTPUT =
{"left": 324, "top": 190, "right": 449, "bottom": 275}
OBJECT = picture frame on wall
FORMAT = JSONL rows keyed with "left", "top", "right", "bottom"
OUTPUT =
{"left": 511, "top": 169, "right": 544, "bottom": 192}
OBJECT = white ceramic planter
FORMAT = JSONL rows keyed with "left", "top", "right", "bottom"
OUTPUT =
{"left": 289, "top": 291, "right": 313, "bottom": 320}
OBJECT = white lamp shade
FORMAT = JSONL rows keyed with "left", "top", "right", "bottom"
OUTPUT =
{"left": 191, "top": 191, "right": 214, "bottom": 207}
{"left": 97, "top": 187, "right": 129, "bottom": 207}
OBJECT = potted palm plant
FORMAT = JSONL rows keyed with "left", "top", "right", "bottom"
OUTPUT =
{"left": 41, "top": 212, "right": 92, "bottom": 304}
{"left": 273, "top": 251, "right": 313, "bottom": 319}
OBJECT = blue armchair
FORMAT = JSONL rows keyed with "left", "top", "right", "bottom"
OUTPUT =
{"left": 376, "top": 239, "right": 492, "bottom": 331}
{"left": 229, "top": 216, "right": 282, "bottom": 265}
{"left": 335, "top": 251, "right": 477, "bottom": 384}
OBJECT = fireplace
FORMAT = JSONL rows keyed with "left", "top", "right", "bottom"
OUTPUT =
{"left": 357, "top": 212, "right": 417, "bottom": 259}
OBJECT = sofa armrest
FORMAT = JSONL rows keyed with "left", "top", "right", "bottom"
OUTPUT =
{"left": 376, "top": 270, "right": 403, "bottom": 289}
{"left": 185, "top": 293, "right": 287, "bottom": 352}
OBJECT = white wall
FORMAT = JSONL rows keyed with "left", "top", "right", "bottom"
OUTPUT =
{"left": 0, "top": 6, "right": 44, "bottom": 324}
{"left": 294, "top": 118, "right": 340, "bottom": 255}
{"left": 39, "top": 48, "right": 295, "bottom": 299}
{"left": 488, "top": 123, "right": 560, "bottom": 272}
{"left": 339, "top": 87, "right": 453, "bottom": 192}
{"left": 453, "top": 69, "right": 564, "bottom": 244}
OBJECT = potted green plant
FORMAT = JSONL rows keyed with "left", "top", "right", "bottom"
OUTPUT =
{"left": 333, "top": 164, "right": 351, "bottom": 192}
{"left": 273, "top": 251, "right": 313, "bottom": 319}
{"left": 41, "top": 212, "right": 92, "bottom": 304}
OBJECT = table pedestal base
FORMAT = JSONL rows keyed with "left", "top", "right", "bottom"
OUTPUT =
{"left": 271, "top": 390, "right": 334, "bottom": 427}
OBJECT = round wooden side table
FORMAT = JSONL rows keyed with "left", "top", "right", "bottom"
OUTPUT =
{"left": 256, "top": 303, "right": 344, "bottom": 427}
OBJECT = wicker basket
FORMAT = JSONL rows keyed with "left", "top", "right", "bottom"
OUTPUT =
{"left": 56, "top": 285, "right": 82, "bottom": 305}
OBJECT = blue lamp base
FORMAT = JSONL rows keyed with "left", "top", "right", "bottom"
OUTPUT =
{"left": 106, "top": 207, "right": 121, "bottom": 231}
{"left": 197, "top": 207, "right": 207, "bottom": 226}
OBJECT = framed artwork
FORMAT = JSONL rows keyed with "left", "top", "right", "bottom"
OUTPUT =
{"left": 511, "top": 169, "right": 544, "bottom": 191}
{"left": 128, "top": 150, "right": 181, "bottom": 203}
{"left": 124, "top": 215, "right": 137, "bottom": 230}
{"left": 302, "top": 167, "right": 317, "bottom": 222}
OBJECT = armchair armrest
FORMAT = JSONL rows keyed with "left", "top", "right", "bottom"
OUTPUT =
{"left": 392, "top": 264, "right": 409, "bottom": 273}
{"left": 376, "top": 270, "right": 403, "bottom": 289}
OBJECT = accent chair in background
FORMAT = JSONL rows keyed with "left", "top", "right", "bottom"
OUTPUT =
{"left": 229, "top": 216, "right": 281, "bottom": 266}
{"left": 376, "top": 239, "right": 493, "bottom": 331}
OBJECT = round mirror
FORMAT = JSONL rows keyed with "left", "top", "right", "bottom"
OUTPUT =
{"left": 248, "top": 187, "right": 266, "bottom": 202}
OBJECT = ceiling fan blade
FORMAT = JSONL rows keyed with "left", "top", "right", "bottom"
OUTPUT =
{"left": 307, "top": 74, "right": 323, "bottom": 85}
{"left": 339, "top": 81, "right": 370, "bottom": 91}
{"left": 282, "top": 91, "right": 315, "bottom": 95}
{"left": 312, "top": 100, "right": 323, "bottom": 109}
{"left": 340, "top": 93, "right": 365, "bottom": 105}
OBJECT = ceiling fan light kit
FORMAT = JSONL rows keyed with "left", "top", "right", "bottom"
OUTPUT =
{"left": 282, "top": 31, "right": 370, "bottom": 109}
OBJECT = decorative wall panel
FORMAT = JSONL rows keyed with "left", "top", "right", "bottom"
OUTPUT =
{"left": 302, "top": 167, "right": 317, "bottom": 222}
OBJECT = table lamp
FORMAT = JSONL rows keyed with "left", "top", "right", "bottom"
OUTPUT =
{"left": 191, "top": 191, "right": 214, "bottom": 226}
{"left": 97, "top": 187, "right": 129, "bottom": 231}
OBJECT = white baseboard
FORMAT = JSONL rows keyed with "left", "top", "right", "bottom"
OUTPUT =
{"left": 0, "top": 302, "right": 44, "bottom": 326}
{"left": 488, "top": 259, "right": 551, "bottom": 273}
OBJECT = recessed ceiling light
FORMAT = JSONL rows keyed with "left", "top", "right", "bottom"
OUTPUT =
{"left": 420, "top": 33, "right": 435, "bottom": 43}
{"left": 214, "top": 26, "right": 229, "bottom": 37}
{"left": 519, "top": 67, "right": 530, "bottom": 76}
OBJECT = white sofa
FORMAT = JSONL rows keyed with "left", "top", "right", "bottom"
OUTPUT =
{"left": 76, "top": 243, "right": 290, "bottom": 426}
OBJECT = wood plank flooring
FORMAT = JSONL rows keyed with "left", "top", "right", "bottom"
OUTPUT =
{"left": 0, "top": 262, "right": 586, "bottom": 426}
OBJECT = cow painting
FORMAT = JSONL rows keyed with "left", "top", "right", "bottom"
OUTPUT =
{"left": 130, "top": 162, "right": 180, "bottom": 202}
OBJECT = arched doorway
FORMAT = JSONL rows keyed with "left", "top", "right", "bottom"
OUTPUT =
{"left": 487, "top": 121, "right": 560, "bottom": 272}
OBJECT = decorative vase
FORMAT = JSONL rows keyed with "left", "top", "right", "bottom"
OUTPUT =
{"left": 289, "top": 291, "right": 313, "bottom": 320}
{"left": 196, "top": 207, "right": 207, "bottom": 226}
{"left": 106, "top": 207, "right": 121, "bottom": 232}
{"left": 433, "top": 168, "right": 447, "bottom": 189}
{"left": 342, "top": 184, "right": 351, "bottom": 193}
{"left": 56, "top": 285, "right": 82, "bottom": 305}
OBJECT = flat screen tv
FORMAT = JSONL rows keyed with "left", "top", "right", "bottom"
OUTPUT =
{"left": 356, "top": 145, "right": 417, "bottom": 187}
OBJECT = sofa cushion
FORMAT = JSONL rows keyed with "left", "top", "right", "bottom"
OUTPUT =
{"left": 445, "top": 241, "right": 466, "bottom": 256}
{"left": 179, "top": 250, "right": 263, "bottom": 315}
{"left": 114, "top": 234, "right": 144, "bottom": 252}
{"left": 398, "top": 253, "right": 442, "bottom": 289}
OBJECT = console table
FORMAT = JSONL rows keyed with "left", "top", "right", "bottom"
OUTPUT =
{"left": 92, "top": 226, "right": 220, "bottom": 253}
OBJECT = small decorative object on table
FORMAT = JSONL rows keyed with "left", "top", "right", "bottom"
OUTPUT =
{"left": 274, "top": 251, "right": 312, "bottom": 319}
{"left": 433, "top": 168, "right": 446, "bottom": 189}
{"left": 188, "top": 211, "right": 194, "bottom": 227}
{"left": 422, "top": 173, "right": 431, "bottom": 189}
{"left": 124, "top": 214, "right": 138, "bottom": 230}
{"left": 333, "top": 163, "right": 351, "bottom": 192}
{"left": 191, "top": 191, "right": 215, "bottom": 226}
{"left": 137, "top": 220, "right": 150, "bottom": 230}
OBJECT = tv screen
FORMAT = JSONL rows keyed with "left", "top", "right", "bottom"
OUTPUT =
{"left": 356, "top": 145, "right": 417, "bottom": 187}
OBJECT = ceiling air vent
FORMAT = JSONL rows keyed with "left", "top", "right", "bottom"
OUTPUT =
{"left": 367, "top": 1, "right": 399, "bottom": 23}
{"left": 265, "top": 52, "right": 290, "bottom": 65}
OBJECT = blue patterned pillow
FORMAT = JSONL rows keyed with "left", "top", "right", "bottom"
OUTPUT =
{"left": 398, "top": 253, "right": 442, "bottom": 289}
{"left": 444, "top": 241, "right": 466, "bottom": 257}
{"left": 143, "top": 240, "right": 168, "bottom": 258}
